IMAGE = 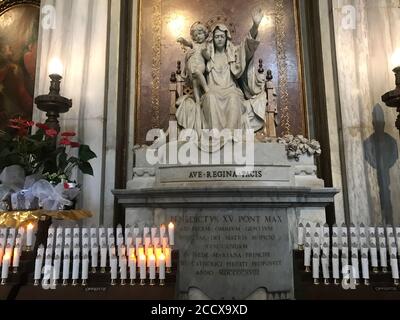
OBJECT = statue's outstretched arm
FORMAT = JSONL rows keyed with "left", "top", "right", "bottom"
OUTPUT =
{"left": 250, "top": 8, "right": 264, "bottom": 39}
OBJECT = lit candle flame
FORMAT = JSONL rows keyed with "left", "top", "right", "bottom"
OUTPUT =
{"left": 49, "top": 57, "right": 64, "bottom": 76}
{"left": 159, "top": 253, "right": 165, "bottom": 261}
{"left": 27, "top": 223, "right": 34, "bottom": 230}
{"left": 391, "top": 48, "right": 400, "bottom": 69}
{"left": 168, "top": 222, "right": 174, "bottom": 229}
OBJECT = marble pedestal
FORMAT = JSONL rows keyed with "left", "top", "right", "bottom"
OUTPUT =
{"left": 113, "top": 142, "right": 339, "bottom": 299}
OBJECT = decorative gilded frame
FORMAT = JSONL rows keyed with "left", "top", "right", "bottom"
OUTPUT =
{"left": 134, "top": 0, "right": 307, "bottom": 142}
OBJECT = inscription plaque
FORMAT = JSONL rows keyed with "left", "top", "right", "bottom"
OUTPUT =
{"left": 170, "top": 208, "right": 292, "bottom": 299}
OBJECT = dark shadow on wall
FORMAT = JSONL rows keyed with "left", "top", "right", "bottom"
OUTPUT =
{"left": 364, "top": 104, "right": 398, "bottom": 225}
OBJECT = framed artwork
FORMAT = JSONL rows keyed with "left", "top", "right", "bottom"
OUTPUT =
{"left": 135, "top": 0, "right": 305, "bottom": 144}
{"left": 0, "top": 0, "right": 40, "bottom": 129}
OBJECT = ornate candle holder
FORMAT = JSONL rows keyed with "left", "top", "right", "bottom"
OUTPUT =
{"left": 382, "top": 67, "right": 400, "bottom": 134}
{"left": 35, "top": 74, "right": 72, "bottom": 133}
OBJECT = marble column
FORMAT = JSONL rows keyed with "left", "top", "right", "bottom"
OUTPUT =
{"left": 331, "top": 0, "right": 400, "bottom": 225}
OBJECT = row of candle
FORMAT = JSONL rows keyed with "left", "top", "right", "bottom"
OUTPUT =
{"left": 0, "top": 224, "right": 35, "bottom": 254}
{"left": 0, "top": 225, "right": 36, "bottom": 284}
{"left": 33, "top": 247, "right": 169, "bottom": 287}
{"left": 309, "top": 250, "right": 400, "bottom": 286}
{"left": 45, "top": 223, "right": 175, "bottom": 250}
{"left": 298, "top": 222, "right": 400, "bottom": 252}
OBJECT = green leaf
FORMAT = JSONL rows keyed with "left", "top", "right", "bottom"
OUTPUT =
{"left": 78, "top": 162, "right": 94, "bottom": 176}
{"left": 79, "top": 145, "right": 97, "bottom": 162}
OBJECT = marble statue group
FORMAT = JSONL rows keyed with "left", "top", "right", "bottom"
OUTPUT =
{"left": 175, "top": 9, "right": 271, "bottom": 136}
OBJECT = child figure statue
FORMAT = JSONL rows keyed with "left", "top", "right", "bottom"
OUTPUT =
{"left": 177, "top": 22, "right": 210, "bottom": 104}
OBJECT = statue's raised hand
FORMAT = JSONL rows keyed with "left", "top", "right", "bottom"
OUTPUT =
{"left": 252, "top": 8, "right": 264, "bottom": 26}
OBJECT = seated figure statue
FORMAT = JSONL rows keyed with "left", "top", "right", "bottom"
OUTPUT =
{"left": 175, "top": 9, "right": 269, "bottom": 137}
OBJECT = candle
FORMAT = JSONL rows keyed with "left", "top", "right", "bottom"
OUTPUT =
{"left": 135, "top": 237, "right": 143, "bottom": 251}
{"left": 127, "top": 232, "right": 133, "bottom": 248}
{"left": 341, "top": 232, "right": 348, "bottom": 249}
{"left": 56, "top": 234, "right": 63, "bottom": 248}
{"left": 117, "top": 232, "right": 124, "bottom": 247}
{"left": 391, "top": 254, "right": 399, "bottom": 280}
{"left": 165, "top": 247, "right": 172, "bottom": 268}
{"left": 100, "top": 244, "right": 107, "bottom": 269}
{"left": 129, "top": 253, "right": 136, "bottom": 282}
{"left": 73, "top": 225, "right": 79, "bottom": 237}
{"left": 159, "top": 253, "right": 166, "bottom": 284}
{"left": 1, "top": 254, "right": 10, "bottom": 280}
{"left": 149, "top": 254, "right": 156, "bottom": 282}
{"left": 312, "top": 243, "right": 320, "bottom": 257}
{"left": 341, "top": 253, "right": 348, "bottom": 273}
{"left": 370, "top": 243, "right": 378, "bottom": 268}
{"left": 351, "top": 253, "right": 360, "bottom": 280}
{"left": 390, "top": 242, "right": 397, "bottom": 256}
{"left": 361, "top": 243, "right": 369, "bottom": 257}
{"left": 143, "top": 225, "right": 150, "bottom": 238}
{"left": 108, "top": 227, "right": 114, "bottom": 239}
{"left": 90, "top": 227, "right": 97, "bottom": 241}
{"left": 312, "top": 253, "right": 320, "bottom": 282}
{"left": 305, "top": 222, "right": 311, "bottom": 235}
{"left": 109, "top": 243, "right": 116, "bottom": 259}
{"left": 322, "top": 254, "right": 329, "bottom": 283}
{"left": 83, "top": 244, "right": 89, "bottom": 258}
{"left": 15, "top": 233, "right": 22, "bottom": 248}
{"left": 73, "top": 243, "right": 80, "bottom": 258}
{"left": 144, "top": 237, "right": 151, "bottom": 254}
{"left": 332, "top": 242, "right": 339, "bottom": 257}
{"left": 361, "top": 253, "right": 369, "bottom": 279}
{"left": 322, "top": 243, "right": 329, "bottom": 258}
{"left": 323, "top": 223, "right": 329, "bottom": 237}
{"left": 64, "top": 228, "right": 71, "bottom": 238}
{"left": 380, "top": 243, "right": 388, "bottom": 268}
{"left": 119, "top": 244, "right": 126, "bottom": 258}
{"left": 138, "top": 246, "right": 145, "bottom": 259}
{"left": 332, "top": 254, "right": 339, "bottom": 281}
{"left": 26, "top": 223, "right": 34, "bottom": 247}
{"left": 351, "top": 243, "right": 358, "bottom": 257}
{"left": 124, "top": 225, "right": 131, "bottom": 246}
{"left": 313, "top": 233, "right": 320, "bottom": 250}
{"left": 359, "top": 223, "right": 365, "bottom": 237}
{"left": 332, "top": 224, "right": 338, "bottom": 237}
{"left": 151, "top": 226, "right": 158, "bottom": 240}
{"left": 315, "top": 223, "right": 321, "bottom": 238}
{"left": 120, "top": 256, "right": 127, "bottom": 282}
{"left": 117, "top": 224, "right": 123, "bottom": 238}
{"left": 155, "top": 246, "right": 162, "bottom": 267}
{"left": 304, "top": 243, "right": 311, "bottom": 269}
{"left": 64, "top": 236, "right": 72, "bottom": 250}
{"left": 108, "top": 232, "right": 115, "bottom": 246}
{"left": 128, "top": 245, "right": 135, "bottom": 259}
{"left": 160, "top": 224, "right": 166, "bottom": 238}
{"left": 110, "top": 256, "right": 118, "bottom": 281}
{"left": 360, "top": 233, "right": 367, "bottom": 247}
{"left": 92, "top": 244, "right": 99, "bottom": 268}
{"left": 34, "top": 254, "right": 43, "bottom": 282}
{"left": 62, "top": 254, "right": 70, "bottom": 282}
{"left": 72, "top": 255, "right": 80, "bottom": 281}
{"left": 162, "top": 237, "right": 169, "bottom": 251}
{"left": 370, "top": 232, "right": 377, "bottom": 246}
{"left": 0, "top": 247, "right": 3, "bottom": 266}
{"left": 82, "top": 233, "right": 89, "bottom": 248}
{"left": 52, "top": 255, "right": 60, "bottom": 282}
{"left": 152, "top": 237, "right": 160, "bottom": 247}
{"left": 133, "top": 225, "right": 140, "bottom": 239}
{"left": 139, "top": 254, "right": 146, "bottom": 281}
{"left": 56, "top": 226, "right": 63, "bottom": 237}
{"left": 45, "top": 254, "right": 52, "bottom": 268}
{"left": 0, "top": 233, "right": 5, "bottom": 250}
{"left": 298, "top": 223, "right": 304, "bottom": 248}
{"left": 168, "top": 222, "right": 175, "bottom": 246}
{"left": 12, "top": 245, "right": 20, "bottom": 268}
{"left": 397, "top": 232, "right": 400, "bottom": 256}
{"left": 82, "top": 255, "right": 89, "bottom": 281}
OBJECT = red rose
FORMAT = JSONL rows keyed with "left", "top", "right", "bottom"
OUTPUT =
{"left": 45, "top": 129, "right": 58, "bottom": 138}
{"left": 64, "top": 182, "right": 70, "bottom": 189}
{"left": 61, "top": 132, "right": 76, "bottom": 137}
{"left": 25, "top": 121, "right": 34, "bottom": 127}
{"left": 70, "top": 142, "right": 80, "bottom": 148}
{"left": 59, "top": 138, "right": 72, "bottom": 146}
{"left": 36, "top": 123, "right": 49, "bottom": 131}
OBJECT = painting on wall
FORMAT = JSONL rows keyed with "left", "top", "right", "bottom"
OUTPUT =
{"left": 135, "top": 0, "right": 305, "bottom": 145}
{"left": 0, "top": 0, "right": 40, "bottom": 129}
